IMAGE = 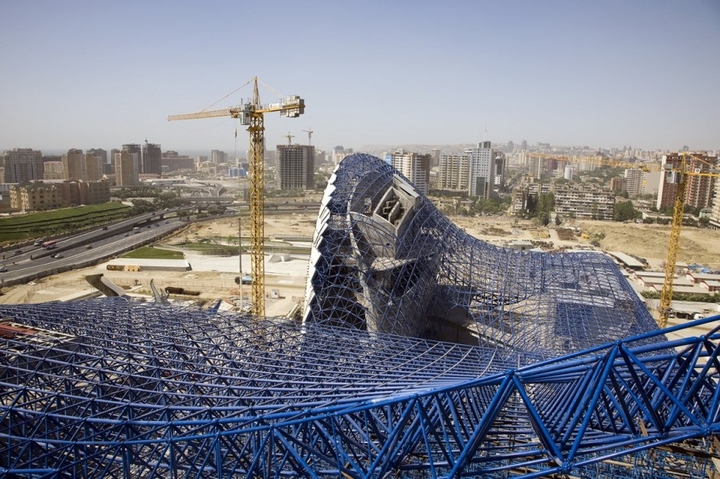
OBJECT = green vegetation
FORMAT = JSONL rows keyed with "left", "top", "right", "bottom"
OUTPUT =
{"left": 641, "top": 290, "right": 720, "bottom": 304}
{"left": 613, "top": 200, "right": 642, "bottom": 222}
{"left": 122, "top": 247, "right": 185, "bottom": 260}
{"left": 526, "top": 192, "right": 555, "bottom": 226}
{"left": 0, "top": 203, "right": 130, "bottom": 243}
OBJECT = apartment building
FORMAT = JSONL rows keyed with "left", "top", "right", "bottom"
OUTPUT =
{"left": 386, "top": 149, "right": 431, "bottom": 195}
{"left": 554, "top": 186, "right": 615, "bottom": 220}
{"left": 2, "top": 148, "right": 44, "bottom": 183}
{"left": 657, "top": 152, "right": 718, "bottom": 210}
{"left": 437, "top": 154, "right": 470, "bottom": 192}
{"left": 9, "top": 180, "right": 110, "bottom": 211}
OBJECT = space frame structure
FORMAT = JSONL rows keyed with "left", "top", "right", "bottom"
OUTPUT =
{"left": 1, "top": 301, "right": 719, "bottom": 478}
{"left": 304, "top": 155, "right": 658, "bottom": 367}
{"left": 1, "top": 153, "right": 720, "bottom": 478}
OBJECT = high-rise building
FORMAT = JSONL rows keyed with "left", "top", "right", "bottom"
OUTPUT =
{"left": 333, "top": 146, "right": 348, "bottom": 165}
{"left": 624, "top": 169, "right": 643, "bottom": 197}
{"left": 2, "top": 148, "right": 44, "bottom": 183}
{"left": 161, "top": 151, "right": 195, "bottom": 173}
{"left": 114, "top": 144, "right": 141, "bottom": 187}
{"left": 609, "top": 177, "right": 627, "bottom": 194}
{"left": 467, "top": 141, "right": 492, "bottom": 198}
{"left": 386, "top": 149, "right": 431, "bottom": 195}
{"left": 142, "top": 142, "right": 162, "bottom": 175}
{"left": 85, "top": 152, "right": 104, "bottom": 181}
{"left": 493, "top": 152, "right": 506, "bottom": 192}
{"left": 437, "top": 154, "right": 470, "bottom": 192}
{"left": 657, "top": 153, "right": 718, "bottom": 210}
{"left": 43, "top": 161, "right": 64, "bottom": 180}
{"left": 430, "top": 148, "right": 441, "bottom": 168}
{"left": 710, "top": 180, "right": 720, "bottom": 229}
{"left": 277, "top": 144, "right": 314, "bottom": 190}
{"left": 211, "top": 150, "right": 227, "bottom": 164}
{"left": 62, "top": 148, "right": 85, "bottom": 180}
{"left": 87, "top": 148, "right": 109, "bottom": 178}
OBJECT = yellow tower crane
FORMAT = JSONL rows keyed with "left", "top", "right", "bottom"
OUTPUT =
{"left": 168, "top": 77, "right": 305, "bottom": 318}
{"left": 658, "top": 152, "right": 720, "bottom": 328}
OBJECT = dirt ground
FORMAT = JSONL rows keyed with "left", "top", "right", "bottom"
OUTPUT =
{"left": 453, "top": 216, "right": 720, "bottom": 270}
{"left": 2, "top": 213, "right": 719, "bottom": 307}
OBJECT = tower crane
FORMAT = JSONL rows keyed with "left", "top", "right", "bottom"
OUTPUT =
{"left": 168, "top": 77, "right": 305, "bottom": 318}
{"left": 284, "top": 132, "right": 294, "bottom": 145}
{"left": 302, "top": 128, "right": 314, "bottom": 146}
{"left": 658, "top": 152, "right": 720, "bottom": 328}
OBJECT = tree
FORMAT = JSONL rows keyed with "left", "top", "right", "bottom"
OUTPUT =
{"left": 613, "top": 200, "right": 641, "bottom": 222}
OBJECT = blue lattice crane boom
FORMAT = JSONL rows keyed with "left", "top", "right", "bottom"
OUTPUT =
{"left": 169, "top": 77, "right": 305, "bottom": 318}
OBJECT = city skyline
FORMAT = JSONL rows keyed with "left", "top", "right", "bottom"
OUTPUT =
{"left": 1, "top": 1, "right": 719, "bottom": 154}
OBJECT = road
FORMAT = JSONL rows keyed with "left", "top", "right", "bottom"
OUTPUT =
{"left": 0, "top": 213, "right": 189, "bottom": 288}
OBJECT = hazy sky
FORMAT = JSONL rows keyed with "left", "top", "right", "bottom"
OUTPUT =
{"left": 1, "top": 0, "right": 719, "bottom": 156}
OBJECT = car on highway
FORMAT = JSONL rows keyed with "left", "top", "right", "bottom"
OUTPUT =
{"left": 51, "top": 253, "right": 64, "bottom": 259}
{"left": 13, "top": 250, "right": 23, "bottom": 256}
{"left": 0, "top": 265, "right": 8, "bottom": 272}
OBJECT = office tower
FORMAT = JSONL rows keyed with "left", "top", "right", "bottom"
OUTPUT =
{"left": 657, "top": 153, "right": 718, "bottom": 210}
{"left": 115, "top": 144, "right": 140, "bottom": 187}
{"left": 277, "top": 144, "right": 314, "bottom": 190}
{"left": 109, "top": 149, "right": 120, "bottom": 175}
{"left": 2, "top": 148, "right": 44, "bottom": 183}
{"left": 493, "top": 152, "right": 506, "bottom": 191}
{"left": 142, "top": 141, "right": 162, "bottom": 175}
{"left": 387, "top": 149, "right": 431, "bottom": 195}
{"left": 62, "top": 148, "right": 84, "bottom": 180}
{"left": 467, "top": 141, "right": 492, "bottom": 198}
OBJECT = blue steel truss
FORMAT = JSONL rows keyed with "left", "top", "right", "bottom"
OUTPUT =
{"left": 1, "top": 301, "right": 719, "bottom": 478}
{"left": 303, "top": 154, "right": 658, "bottom": 366}
{"left": 0, "top": 153, "right": 719, "bottom": 478}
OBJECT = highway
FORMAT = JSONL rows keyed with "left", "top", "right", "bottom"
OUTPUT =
{"left": 0, "top": 203, "right": 319, "bottom": 289}
{"left": 0, "top": 212, "right": 188, "bottom": 288}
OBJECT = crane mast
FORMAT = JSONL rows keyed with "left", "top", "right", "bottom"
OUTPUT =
{"left": 247, "top": 80, "right": 266, "bottom": 317}
{"left": 169, "top": 77, "right": 305, "bottom": 318}
{"left": 658, "top": 153, "right": 720, "bottom": 328}
{"left": 658, "top": 154, "right": 687, "bottom": 327}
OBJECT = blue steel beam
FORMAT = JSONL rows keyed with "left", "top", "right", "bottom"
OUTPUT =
{"left": 0, "top": 300, "right": 719, "bottom": 477}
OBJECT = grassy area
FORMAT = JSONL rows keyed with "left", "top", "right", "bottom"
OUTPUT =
{"left": 122, "top": 247, "right": 185, "bottom": 260}
{"left": 0, "top": 203, "right": 130, "bottom": 243}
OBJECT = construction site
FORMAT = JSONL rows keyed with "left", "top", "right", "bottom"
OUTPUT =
{"left": 0, "top": 152, "right": 718, "bottom": 478}
{"left": 2, "top": 73, "right": 720, "bottom": 477}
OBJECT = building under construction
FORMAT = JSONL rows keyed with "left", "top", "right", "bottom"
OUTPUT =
{"left": 1, "top": 153, "right": 720, "bottom": 478}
